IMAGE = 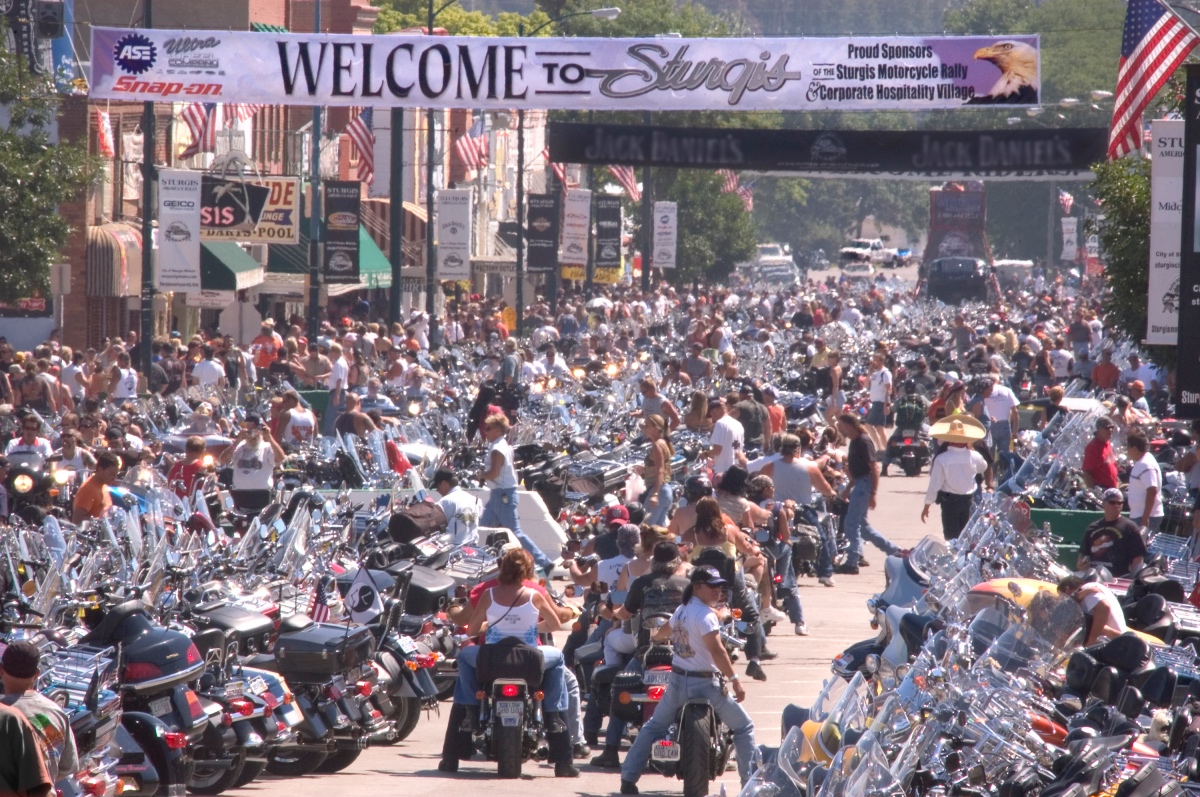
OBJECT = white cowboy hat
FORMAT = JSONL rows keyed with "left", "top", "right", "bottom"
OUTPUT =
{"left": 929, "top": 414, "right": 987, "bottom": 445}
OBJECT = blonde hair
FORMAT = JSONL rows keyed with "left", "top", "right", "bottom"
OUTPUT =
{"left": 484, "top": 413, "right": 510, "bottom": 433}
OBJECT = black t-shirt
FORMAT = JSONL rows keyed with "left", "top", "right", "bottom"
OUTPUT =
{"left": 847, "top": 434, "right": 875, "bottom": 480}
{"left": 735, "top": 400, "right": 768, "bottom": 451}
{"left": 147, "top": 362, "right": 168, "bottom": 394}
{"left": 625, "top": 571, "right": 689, "bottom": 616}
{"left": 1080, "top": 516, "right": 1147, "bottom": 577}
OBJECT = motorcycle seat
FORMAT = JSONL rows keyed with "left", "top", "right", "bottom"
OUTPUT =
{"left": 591, "top": 663, "right": 623, "bottom": 686}
{"left": 280, "top": 614, "right": 314, "bottom": 634}
{"left": 81, "top": 600, "right": 146, "bottom": 645}
{"left": 242, "top": 653, "right": 277, "bottom": 671}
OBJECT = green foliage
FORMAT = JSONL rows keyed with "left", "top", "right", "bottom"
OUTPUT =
{"left": 651, "top": 170, "right": 757, "bottom": 287}
{"left": 538, "top": 0, "right": 735, "bottom": 37}
{"left": 0, "top": 49, "right": 93, "bottom": 304}
{"left": 373, "top": 0, "right": 550, "bottom": 35}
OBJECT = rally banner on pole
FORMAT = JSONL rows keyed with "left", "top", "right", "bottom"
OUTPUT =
{"left": 323, "top": 180, "right": 361, "bottom": 285}
{"left": 436, "top": 189, "right": 472, "bottom": 280}
{"left": 91, "top": 28, "right": 1040, "bottom": 112}
{"left": 594, "top": 194, "right": 623, "bottom": 284}
{"left": 1060, "top": 217, "right": 1077, "bottom": 263}
{"left": 1176, "top": 64, "right": 1200, "bottom": 417}
{"left": 653, "top": 201, "right": 678, "bottom": 269}
{"left": 561, "top": 189, "right": 591, "bottom": 267}
{"left": 156, "top": 169, "right": 202, "bottom": 290}
{"left": 526, "top": 193, "right": 560, "bottom": 274}
{"left": 1148, "top": 119, "right": 1183, "bottom": 346}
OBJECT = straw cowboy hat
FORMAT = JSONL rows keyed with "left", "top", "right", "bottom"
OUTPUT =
{"left": 930, "top": 413, "right": 987, "bottom": 445}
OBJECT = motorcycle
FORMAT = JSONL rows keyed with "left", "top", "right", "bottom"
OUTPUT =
{"left": 884, "top": 426, "right": 932, "bottom": 477}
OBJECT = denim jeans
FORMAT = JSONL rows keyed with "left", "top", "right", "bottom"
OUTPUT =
{"left": 643, "top": 482, "right": 675, "bottom": 527}
{"left": 481, "top": 487, "right": 554, "bottom": 572}
{"left": 453, "top": 643, "right": 567, "bottom": 712}
{"left": 765, "top": 539, "right": 804, "bottom": 625}
{"left": 619, "top": 670, "right": 757, "bottom": 786}
{"left": 564, "top": 668, "right": 583, "bottom": 746}
{"left": 844, "top": 479, "right": 899, "bottom": 562}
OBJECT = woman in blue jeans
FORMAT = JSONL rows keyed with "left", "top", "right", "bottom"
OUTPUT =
{"left": 479, "top": 412, "right": 555, "bottom": 573}
{"left": 439, "top": 548, "right": 579, "bottom": 777}
{"left": 640, "top": 414, "right": 676, "bottom": 527}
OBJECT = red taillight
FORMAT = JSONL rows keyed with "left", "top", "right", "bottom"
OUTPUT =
{"left": 81, "top": 777, "right": 107, "bottom": 797}
{"left": 420, "top": 621, "right": 435, "bottom": 635}
{"left": 185, "top": 644, "right": 201, "bottom": 664}
{"left": 229, "top": 698, "right": 255, "bottom": 717}
{"left": 185, "top": 690, "right": 205, "bottom": 720}
{"left": 413, "top": 653, "right": 437, "bottom": 669}
{"left": 647, "top": 686, "right": 665, "bottom": 701}
{"left": 355, "top": 681, "right": 373, "bottom": 698}
{"left": 261, "top": 692, "right": 278, "bottom": 710}
{"left": 162, "top": 731, "right": 188, "bottom": 750}
{"left": 276, "top": 721, "right": 287, "bottom": 733}
{"left": 904, "top": 438, "right": 913, "bottom": 445}
{"left": 773, "top": 574, "right": 782, "bottom": 584}
{"left": 370, "top": 709, "right": 382, "bottom": 720}
{"left": 123, "top": 662, "right": 164, "bottom": 682}
{"left": 501, "top": 684, "right": 520, "bottom": 697}
{"left": 221, "top": 712, "right": 233, "bottom": 727}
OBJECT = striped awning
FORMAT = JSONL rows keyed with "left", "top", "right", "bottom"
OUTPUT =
{"left": 87, "top": 223, "right": 143, "bottom": 298}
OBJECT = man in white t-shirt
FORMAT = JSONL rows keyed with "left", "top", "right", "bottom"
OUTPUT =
{"left": 706, "top": 396, "right": 744, "bottom": 475}
{"left": 433, "top": 468, "right": 482, "bottom": 547}
{"left": 220, "top": 414, "right": 284, "bottom": 509}
{"left": 980, "top": 378, "right": 1020, "bottom": 475}
{"left": 325, "top": 342, "right": 350, "bottom": 436}
{"left": 190, "top": 346, "right": 226, "bottom": 390}
{"left": 5, "top": 415, "right": 53, "bottom": 469}
{"left": 1126, "top": 432, "right": 1164, "bottom": 531}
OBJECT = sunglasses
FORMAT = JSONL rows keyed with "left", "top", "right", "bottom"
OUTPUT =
{"left": 1104, "top": 498, "right": 1122, "bottom": 504}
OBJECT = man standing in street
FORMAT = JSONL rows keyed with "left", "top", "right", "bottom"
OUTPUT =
{"left": 706, "top": 396, "right": 744, "bottom": 476}
{"left": 979, "top": 377, "right": 1020, "bottom": 479}
{"left": 1082, "top": 418, "right": 1119, "bottom": 490}
{"left": 835, "top": 414, "right": 900, "bottom": 575}
{"left": 1077, "top": 488, "right": 1147, "bottom": 577}
{"left": 922, "top": 416, "right": 988, "bottom": 541}
{"left": 1127, "top": 432, "right": 1164, "bottom": 532}
{"left": 0, "top": 641, "right": 77, "bottom": 784}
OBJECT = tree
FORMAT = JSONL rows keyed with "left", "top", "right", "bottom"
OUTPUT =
{"left": 0, "top": 47, "right": 93, "bottom": 304}
{"left": 373, "top": 0, "right": 550, "bottom": 35}
{"left": 652, "top": 169, "right": 757, "bottom": 286}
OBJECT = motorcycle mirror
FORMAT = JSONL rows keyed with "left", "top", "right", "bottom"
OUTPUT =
{"left": 566, "top": 539, "right": 582, "bottom": 554}
{"left": 223, "top": 494, "right": 234, "bottom": 511}
{"left": 642, "top": 616, "right": 667, "bottom": 630}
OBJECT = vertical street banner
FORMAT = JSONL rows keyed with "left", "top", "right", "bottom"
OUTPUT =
{"left": 436, "top": 189, "right": 472, "bottom": 280}
{"left": 1176, "top": 64, "right": 1200, "bottom": 417}
{"left": 561, "top": 189, "right": 592, "bottom": 276}
{"left": 1060, "top": 217, "right": 1077, "bottom": 262}
{"left": 653, "top": 201, "right": 678, "bottom": 269}
{"left": 594, "top": 194, "right": 623, "bottom": 284}
{"left": 156, "top": 169, "right": 202, "bottom": 290}
{"left": 323, "top": 181, "right": 361, "bottom": 284}
{"left": 1149, "top": 119, "right": 1184, "bottom": 345}
{"left": 526, "top": 193, "right": 560, "bottom": 274}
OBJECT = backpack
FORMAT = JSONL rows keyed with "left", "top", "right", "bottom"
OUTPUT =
{"left": 388, "top": 501, "right": 448, "bottom": 543}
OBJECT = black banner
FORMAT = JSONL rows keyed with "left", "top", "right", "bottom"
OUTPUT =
{"left": 1178, "top": 65, "right": 1200, "bottom": 418}
{"left": 323, "top": 181, "right": 361, "bottom": 285}
{"left": 526, "top": 193, "right": 560, "bottom": 274}
{"left": 200, "top": 176, "right": 270, "bottom": 233}
{"left": 548, "top": 122, "right": 1108, "bottom": 181}
{"left": 594, "top": 194, "right": 623, "bottom": 271}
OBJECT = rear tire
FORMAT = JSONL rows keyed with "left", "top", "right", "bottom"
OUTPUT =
{"left": 389, "top": 696, "right": 422, "bottom": 743}
{"left": 266, "top": 748, "right": 328, "bottom": 777}
{"left": 495, "top": 719, "right": 524, "bottom": 779}
{"left": 232, "top": 760, "right": 266, "bottom": 788}
{"left": 315, "top": 749, "right": 362, "bottom": 773}
{"left": 187, "top": 747, "right": 246, "bottom": 795}
{"left": 679, "top": 705, "right": 713, "bottom": 797}
{"left": 903, "top": 461, "right": 921, "bottom": 477}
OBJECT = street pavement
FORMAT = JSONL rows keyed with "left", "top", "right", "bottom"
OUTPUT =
{"left": 232, "top": 470, "right": 937, "bottom": 797}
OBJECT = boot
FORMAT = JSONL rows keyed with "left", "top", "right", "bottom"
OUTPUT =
{"left": 438, "top": 704, "right": 475, "bottom": 773}
{"left": 545, "top": 712, "right": 581, "bottom": 778}
{"left": 590, "top": 745, "right": 622, "bottom": 768}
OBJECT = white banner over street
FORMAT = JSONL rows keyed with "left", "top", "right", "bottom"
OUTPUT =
{"left": 157, "top": 169, "right": 202, "bottom": 290}
{"left": 1060, "top": 217, "right": 1077, "bottom": 262}
{"left": 436, "top": 189, "right": 472, "bottom": 280}
{"left": 561, "top": 189, "right": 591, "bottom": 266}
{"left": 1148, "top": 120, "right": 1183, "bottom": 346}
{"left": 90, "top": 28, "right": 1040, "bottom": 111}
{"left": 653, "top": 201, "right": 678, "bottom": 270}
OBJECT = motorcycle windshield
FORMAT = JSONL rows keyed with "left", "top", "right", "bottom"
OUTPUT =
{"left": 843, "top": 736, "right": 898, "bottom": 797}
{"left": 975, "top": 593, "right": 1083, "bottom": 675}
{"left": 809, "top": 675, "right": 851, "bottom": 723}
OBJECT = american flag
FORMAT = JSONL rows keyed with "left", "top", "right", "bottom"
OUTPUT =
{"left": 607, "top": 165, "right": 641, "bottom": 202}
{"left": 737, "top": 185, "right": 754, "bottom": 212}
{"left": 1058, "top": 189, "right": 1074, "bottom": 215}
{"left": 96, "top": 110, "right": 115, "bottom": 158}
{"left": 345, "top": 108, "right": 375, "bottom": 184}
{"left": 541, "top": 147, "right": 567, "bottom": 184}
{"left": 180, "top": 103, "right": 217, "bottom": 159}
{"left": 232, "top": 104, "right": 262, "bottom": 122}
{"left": 717, "top": 169, "right": 739, "bottom": 194}
{"left": 308, "top": 577, "right": 331, "bottom": 623}
{"left": 1108, "top": 0, "right": 1198, "bottom": 160}
{"left": 454, "top": 114, "right": 489, "bottom": 172}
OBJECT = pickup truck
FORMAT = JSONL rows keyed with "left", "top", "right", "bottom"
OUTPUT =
{"left": 839, "top": 238, "right": 900, "bottom": 268}
{"left": 738, "top": 243, "right": 804, "bottom": 284}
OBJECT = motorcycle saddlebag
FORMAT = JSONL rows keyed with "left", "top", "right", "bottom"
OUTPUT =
{"left": 401, "top": 565, "right": 457, "bottom": 615}
{"left": 388, "top": 502, "right": 448, "bottom": 543}
{"left": 791, "top": 525, "right": 821, "bottom": 569}
{"left": 611, "top": 669, "right": 647, "bottom": 724}
{"left": 273, "top": 622, "right": 375, "bottom": 681}
{"left": 191, "top": 603, "right": 275, "bottom": 656}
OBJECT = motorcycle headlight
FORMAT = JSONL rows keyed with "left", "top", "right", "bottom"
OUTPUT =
{"left": 572, "top": 368, "right": 586, "bottom": 380}
{"left": 53, "top": 470, "right": 71, "bottom": 485}
{"left": 202, "top": 454, "right": 215, "bottom": 468}
{"left": 12, "top": 474, "right": 34, "bottom": 494}
{"left": 407, "top": 401, "right": 422, "bottom": 416}
{"left": 605, "top": 363, "right": 619, "bottom": 378}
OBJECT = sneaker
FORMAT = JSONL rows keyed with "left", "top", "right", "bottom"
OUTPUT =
{"left": 764, "top": 605, "right": 789, "bottom": 624}
{"left": 833, "top": 563, "right": 860, "bottom": 575}
{"left": 620, "top": 780, "right": 640, "bottom": 794}
{"left": 746, "top": 661, "right": 767, "bottom": 681}
{"left": 819, "top": 576, "right": 836, "bottom": 588}
{"left": 795, "top": 623, "right": 809, "bottom": 636}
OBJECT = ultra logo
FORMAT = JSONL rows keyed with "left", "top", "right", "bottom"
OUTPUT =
{"left": 114, "top": 33, "right": 157, "bottom": 75}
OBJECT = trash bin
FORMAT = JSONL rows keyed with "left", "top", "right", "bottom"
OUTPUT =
{"left": 1029, "top": 508, "right": 1102, "bottom": 567}
{"left": 299, "top": 389, "right": 330, "bottom": 425}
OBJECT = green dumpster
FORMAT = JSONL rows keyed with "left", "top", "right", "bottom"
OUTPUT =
{"left": 1029, "top": 508, "right": 1101, "bottom": 567}
{"left": 299, "top": 389, "right": 330, "bottom": 424}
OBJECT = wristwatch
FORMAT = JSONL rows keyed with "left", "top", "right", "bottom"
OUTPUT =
{"left": 728, "top": 673, "right": 739, "bottom": 681}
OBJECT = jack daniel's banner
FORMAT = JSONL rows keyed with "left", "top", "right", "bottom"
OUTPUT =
{"left": 91, "top": 28, "right": 1040, "bottom": 111}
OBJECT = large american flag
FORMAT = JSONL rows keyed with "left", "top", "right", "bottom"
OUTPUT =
{"left": 233, "top": 104, "right": 263, "bottom": 122}
{"left": 308, "top": 576, "right": 332, "bottom": 623}
{"left": 454, "top": 114, "right": 488, "bottom": 172}
{"left": 346, "top": 108, "right": 375, "bottom": 184}
{"left": 737, "top": 185, "right": 755, "bottom": 212}
{"left": 1108, "top": 0, "right": 1198, "bottom": 160}
{"left": 180, "top": 103, "right": 217, "bottom": 159}
{"left": 607, "top": 165, "right": 641, "bottom": 202}
{"left": 541, "top": 147, "right": 567, "bottom": 184}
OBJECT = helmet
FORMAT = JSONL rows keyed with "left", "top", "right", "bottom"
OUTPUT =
{"left": 625, "top": 501, "right": 646, "bottom": 525}
{"left": 684, "top": 475, "right": 713, "bottom": 502}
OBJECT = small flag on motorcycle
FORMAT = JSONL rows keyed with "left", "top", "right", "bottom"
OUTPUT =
{"left": 346, "top": 567, "right": 384, "bottom": 625}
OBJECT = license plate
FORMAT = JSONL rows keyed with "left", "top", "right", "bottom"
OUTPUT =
{"left": 495, "top": 701, "right": 523, "bottom": 717}
{"left": 644, "top": 670, "right": 670, "bottom": 685}
{"left": 346, "top": 666, "right": 362, "bottom": 684}
{"left": 398, "top": 636, "right": 418, "bottom": 655}
{"left": 149, "top": 697, "right": 172, "bottom": 717}
{"left": 901, "top": 429, "right": 917, "bottom": 437}
{"left": 224, "top": 681, "right": 244, "bottom": 699}
{"left": 249, "top": 677, "right": 269, "bottom": 696}
{"left": 652, "top": 740, "right": 680, "bottom": 761}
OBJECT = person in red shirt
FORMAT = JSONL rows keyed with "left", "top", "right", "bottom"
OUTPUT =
{"left": 1081, "top": 417, "right": 1119, "bottom": 490}
{"left": 1090, "top": 349, "right": 1121, "bottom": 391}
{"left": 167, "top": 435, "right": 210, "bottom": 498}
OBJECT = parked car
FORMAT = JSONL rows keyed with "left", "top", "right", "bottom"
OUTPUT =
{"left": 839, "top": 238, "right": 899, "bottom": 267}
{"left": 925, "top": 257, "right": 991, "bottom": 304}
{"left": 842, "top": 262, "right": 875, "bottom": 282}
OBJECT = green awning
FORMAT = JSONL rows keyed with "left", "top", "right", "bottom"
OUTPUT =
{"left": 201, "top": 242, "right": 264, "bottom": 291}
{"left": 267, "top": 226, "right": 392, "bottom": 290}
{"left": 251, "top": 22, "right": 289, "bottom": 32}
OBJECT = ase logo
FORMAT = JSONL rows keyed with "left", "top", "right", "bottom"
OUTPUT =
{"left": 114, "top": 33, "right": 157, "bottom": 75}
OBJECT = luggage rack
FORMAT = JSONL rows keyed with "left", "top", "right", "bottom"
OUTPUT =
{"left": 39, "top": 644, "right": 116, "bottom": 691}
{"left": 1148, "top": 532, "right": 1191, "bottom": 561}
{"left": 1167, "top": 560, "right": 1200, "bottom": 592}
{"left": 1152, "top": 640, "right": 1200, "bottom": 681}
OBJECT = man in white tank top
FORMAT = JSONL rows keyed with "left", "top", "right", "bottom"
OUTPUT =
{"left": 107, "top": 352, "right": 139, "bottom": 402}
{"left": 762, "top": 435, "right": 836, "bottom": 506}
{"left": 276, "top": 391, "right": 317, "bottom": 447}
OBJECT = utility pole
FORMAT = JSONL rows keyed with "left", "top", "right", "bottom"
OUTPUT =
{"left": 307, "top": 0, "right": 323, "bottom": 341}
{"left": 388, "top": 108, "right": 404, "bottom": 326}
{"left": 640, "top": 110, "right": 652, "bottom": 294}
{"left": 585, "top": 109, "right": 594, "bottom": 298}
{"left": 138, "top": 0, "right": 155, "bottom": 374}
{"left": 424, "top": 0, "right": 437, "bottom": 318}
{"left": 516, "top": 105, "right": 526, "bottom": 336}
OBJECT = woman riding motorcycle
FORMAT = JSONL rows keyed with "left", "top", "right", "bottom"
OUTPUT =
{"left": 439, "top": 547, "right": 580, "bottom": 777}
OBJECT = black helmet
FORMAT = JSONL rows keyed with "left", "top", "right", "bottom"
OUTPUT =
{"left": 684, "top": 475, "right": 713, "bottom": 502}
{"left": 625, "top": 501, "right": 646, "bottom": 525}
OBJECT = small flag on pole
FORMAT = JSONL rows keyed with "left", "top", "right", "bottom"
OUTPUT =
{"left": 607, "top": 165, "right": 641, "bottom": 202}
{"left": 345, "top": 108, "right": 375, "bottom": 184}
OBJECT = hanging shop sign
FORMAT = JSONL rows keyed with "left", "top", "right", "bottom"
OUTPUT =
{"left": 157, "top": 169, "right": 203, "bottom": 290}
{"left": 91, "top": 28, "right": 1040, "bottom": 111}
{"left": 436, "top": 189, "right": 472, "bottom": 280}
{"left": 561, "top": 189, "right": 591, "bottom": 267}
{"left": 653, "top": 201, "right": 677, "bottom": 269}
{"left": 1147, "top": 119, "right": 1183, "bottom": 346}
{"left": 322, "top": 180, "right": 361, "bottom": 285}
{"left": 201, "top": 176, "right": 298, "bottom": 243}
{"left": 526, "top": 193, "right": 560, "bottom": 274}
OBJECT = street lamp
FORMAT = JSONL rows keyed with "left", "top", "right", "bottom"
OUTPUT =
{"left": 514, "top": 6, "right": 620, "bottom": 336}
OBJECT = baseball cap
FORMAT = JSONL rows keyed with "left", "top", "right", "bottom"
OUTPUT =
{"left": 1, "top": 640, "right": 41, "bottom": 678}
{"left": 689, "top": 566, "right": 728, "bottom": 588}
{"left": 603, "top": 505, "right": 630, "bottom": 527}
{"left": 1102, "top": 488, "right": 1124, "bottom": 503}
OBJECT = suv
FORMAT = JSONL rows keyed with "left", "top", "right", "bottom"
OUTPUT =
{"left": 926, "top": 257, "right": 990, "bottom": 304}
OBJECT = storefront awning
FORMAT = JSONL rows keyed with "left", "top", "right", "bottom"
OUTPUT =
{"left": 266, "top": 226, "right": 393, "bottom": 294}
{"left": 201, "top": 242, "right": 264, "bottom": 291}
{"left": 87, "top": 223, "right": 143, "bottom": 298}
